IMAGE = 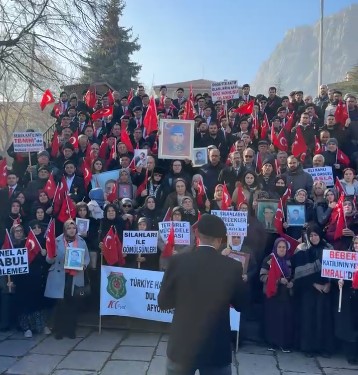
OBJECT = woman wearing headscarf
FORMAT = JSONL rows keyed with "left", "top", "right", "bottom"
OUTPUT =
{"left": 292, "top": 224, "right": 334, "bottom": 357}
{"left": 119, "top": 198, "right": 136, "bottom": 231}
{"left": 5, "top": 200, "right": 24, "bottom": 231}
{"left": 136, "top": 167, "right": 166, "bottom": 207}
{"left": 116, "top": 168, "right": 137, "bottom": 203}
{"left": 312, "top": 181, "right": 327, "bottom": 204}
{"left": 158, "top": 206, "right": 195, "bottom": 271}
{"left": 30, "top": 190, "right": 53, "bottom": 219}
{"left": 160, "top": 160, "right": 191, "bottom": 197}
{"left": 333, "top": 236, "right": 358, "bottom": 364}
{"left": 136, "top": 196, "right": 161, "bottom": 230}
{"left": 44, "top": 219, "right": 90, "bottom": 339}
{"left": 98, "top": 204, "right": 126, "bottom": 248}
{"left": 162, "top": 178, "right": 195, "bottom": 214}
{"left": 260, "top": 238, "right": 294, "bottom": 352}
{"left": 204, "top": 184, "right": 232, "bottom": 213}
{"left": 190, "top": 174, "right": 207, "bottom": 211}
{"left": 314, "top": 188, "right": 337, "bottom": 228}
{"left": 181, "top": 196, "right": 199, "bottom": 225}
{"left": 269, "top": 175, "right": 287, "bottom": 200}
{"left": 257, "top": 158, "right": 276, "bottom": 196}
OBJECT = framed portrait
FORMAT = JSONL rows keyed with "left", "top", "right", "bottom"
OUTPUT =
{"left": 75, "top": 218, "right": 90, "bottom": 236}
{"left": 227, "top": 235, "right": 244, "bottom": 252}
{"left": 91, "top": 170, "right": 120, "bottom": 192}
{"left": 256, "top": 199, "right": 279, "bottom": 232}
{"left": 287, "top": 204, "right": 306, "bottom": 227}
{"left": 159, "top": 119, "right": 194, "bottom": 160}
{"left": 64, "top": 247, "right": 85, "bottom": 271}
{"left": 228, "top": 251, "right": 250, "bottom": 274}
{"left": 118, "top": 183, "right": 133, "bottom": 200}
{"left": 192, "top": 147, "right": 208, "bottom": 167}
{"left": 134, "top": 149, "right": 148, "bottom": 168}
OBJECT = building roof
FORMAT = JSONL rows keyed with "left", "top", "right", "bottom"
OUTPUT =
{"left": 61, "top": 82, "right": 116, "bottom": 98}
{"left": 153, "top": 79, "right": 216, "bottom": 96}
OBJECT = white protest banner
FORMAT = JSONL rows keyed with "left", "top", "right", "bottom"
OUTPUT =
{"left": 100, "top": 266, "right": 240, "bottom": 331}
{"left": 321, "top": 249, "right": 358, "bottom": 280}
{"left": 13, "top": 132, "right": 44, "bottom": 153}
{"left": 211, "top": 210, "right": 248, "bottom": 236}
{"left": 0, "top": 248, "right": 29, "bottom": 275}
{"left": 122, "top": 231, "right": 158, "bottom": 254}
{"left": 158, "top": 221, "right": 190, "bottom": 245}
{"left": 211, "top": 80, "right": 240, "bottom": 102}
{"left": 303, "top": 166, "right": 334, "bottom": 187}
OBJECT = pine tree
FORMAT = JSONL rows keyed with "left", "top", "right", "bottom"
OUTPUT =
{"left": 81, "top": 0, "right": 141, "bottom": 90}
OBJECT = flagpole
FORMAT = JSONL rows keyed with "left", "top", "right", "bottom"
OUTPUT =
{"left": 28, "top": 152, "right": 33, "bottom": 181}
{"left": 99, "top": 252, "right": 103, "bottom": 335}
{"left": 51, "top": 183, "right": 59, "bottom": 209}
{"left": 272, "top": 253, "right": 285, "bottom": 278}
{"left": 338, "top": 284, "right": 342, "bottom": 312}
{"left": 280, "top": 198, "right": 286, "bottom": 222}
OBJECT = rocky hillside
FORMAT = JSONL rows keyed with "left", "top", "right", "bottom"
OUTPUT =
{"left": 251, "top": 4, "right": 358, "bottom": 96}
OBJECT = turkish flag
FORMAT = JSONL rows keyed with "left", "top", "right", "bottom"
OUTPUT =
{"left": 102, "top": 226, "right": 119, "bottom": 265}
{"left": 233, "top": 100, "right": 254, "bottom": 115}
{"left": 292, "top": 126, "right": 307, "bottom": 158}
{"left": 143, "top": 96, "right": 158, "bottom": 135}
{"left": 235, "top": 184, "right": 246, "bottom": 208}
{"left": 84, "top": 89, "right": 97, "bottom": 108}
{"left": 335, "top": 100, "right": 349, "bottom": 128}
{"left": 335, "top": 177, "right": 345, "bottom": 196}
{"left": 107, "top": 90, "right": 114, "bottom": 106}
{"left": 98, "top": 135, "right": 108, "bottom": 159}
{"left": 50, "top": 131, "right": 60, "bottom": 159}
{"left": 26, "top": 228, "right": 42, "bottom": 264}
{"left": 260, "top": 114, "right": 270, "bottom": 139}
{"left": 0, "top": 158, "right": 8, "bottom": 188}
{"left": 196, "top": 178, "right": 206, "bottom": 207}
{"left": 57, "top": 194, "right": 76, "bottom": 223}
{"left": 45, "top": 219, "right": 56, "bottom": 258}
{"left": 283, "top": 111, "right": 295, "bottom": 132}
{"left": 352, "top": 267, "right": 358, "bottom": 289}
{"left": 83, "top": 164, "right": 92, "bottom": 190}
{"left": 266, "top": 254, "right": 284, "bottom": 298}
{"left": 273, "top": 127, "right": 288, "bottom": 151}
{"left": 281, "top": 183, "right": 292, "bottom": 207}
{"left": 2, "top": 229, "right": 13, "bottom": 249}
{"left": 43, "top": 172, "right": 56, "bottom": 199}
{"left": 69, "top": 130, "right": 79, "bottom": 149}
{"left": 40, "top": 89, "right": 55, "bottom": 110}
{"left": 280, "top": 233, "right": 300, "bottom": 257}
{"left": 127, "top": 88, "right": 134, "bottom": 105}
{"left": 274, "top": 199, "right": 284, "bottom": 234}
{"left": 106, "top": 181, "right": 117, "bottom": 203}
{"left": 163, "top": 207, "right": 173, "bottom": 222}
{"left": 334, "top": 203, "right": 346, "bottom": 240}
{"left": 336, "top": 149, "right": 350, "bottom": 166}
{"left": 120, "top": 121, "right": 134, "bottom": 153}
{"left": 162, "top": 224, "right": 175, "bottom": 258}
{"left": 221, "top": 183, "right": 232, "bottom": 211}
{"left": 184, "top": 87, "right": 196, "bottom": 120}
{"left": 314, "top": 136, "right": 322, "bottom": 155}
{"left": 91, "top": 106, "right": 113, "bottom": 120}
{"left": 136, "top": 170, "right": 148, "bottom": 198}
{"left": 250, "top": 116, "right": 260, "bottom": 140}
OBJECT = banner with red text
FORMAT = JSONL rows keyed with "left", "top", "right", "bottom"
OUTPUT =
{"left": 321, "top": 249, "right": 358, "bottom": 280}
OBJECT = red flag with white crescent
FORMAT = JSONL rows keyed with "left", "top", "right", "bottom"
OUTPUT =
{"left": 40, "top": 89, "right": 55, "bottom": 110}
{"left": 43, "top": 172, "right": 56, "bottom": 199}
{"left": 0, "top": 158, "right": 8, "bottom": 188}
{"left": 26, "top": 228, "right": 42, "bottom": 264}
{"left": 91, "top": 106, "right": 113, "bottom": 121}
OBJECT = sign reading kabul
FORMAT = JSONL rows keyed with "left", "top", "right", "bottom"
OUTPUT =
{"left": 303, "top": 166, "right": 334, "bottom": 187}
{"left": 13, "top": 132, "right": 44, "bottom": 153}
{"left": 211, "top": 80, "right": 240, "bottom": 102}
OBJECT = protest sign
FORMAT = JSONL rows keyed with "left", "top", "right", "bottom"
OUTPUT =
{"left": 211, "top": 80, "right": 240, "bottom": 102}
{"left": 158, "top": 221, "right": 190, "bottom": 245}
{"left": 123, "top": 231, "right": 158, "bottom": 254}
{"left": 303, "top": 166, "right": 334, "bottom": 187}
{"left": 100, "top": 266, "right": 240, "bottom": 331}
{"left": 321, "top": 249, "right": 358, "bottom": 280}
{"left": 0, "top": 248, "right": 29, "bottom": 275}
{"left": 211, "top": 210, "right": 248, "bottom": 236}
{"left": 13, "top": 132, "right": 44, "bottom": 153}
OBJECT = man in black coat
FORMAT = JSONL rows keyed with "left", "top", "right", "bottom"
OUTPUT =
{"left": 158, "top": 214, "right": 248, "bottom": 374}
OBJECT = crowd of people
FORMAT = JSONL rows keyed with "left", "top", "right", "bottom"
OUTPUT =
{"left": 0, "top": 83, "right": 358, "bottom": 363}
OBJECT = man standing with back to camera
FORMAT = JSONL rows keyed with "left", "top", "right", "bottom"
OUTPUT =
{"left": 158, "top": 214, "right": 248, "bottom": 375}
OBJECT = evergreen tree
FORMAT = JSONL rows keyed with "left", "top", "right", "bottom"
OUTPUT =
{"left": 81, "top": 0, "right": 141, "bottom": 90}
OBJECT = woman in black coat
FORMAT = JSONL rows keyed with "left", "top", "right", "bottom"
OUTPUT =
{"left": 136, "top": 196, "right": 161, "bottom": 230}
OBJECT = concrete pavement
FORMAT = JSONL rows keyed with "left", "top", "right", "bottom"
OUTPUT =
{"left": 0, "top": 326, "right": 358, "bottom": 374}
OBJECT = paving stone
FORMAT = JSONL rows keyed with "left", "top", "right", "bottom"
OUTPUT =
{"left": 100, "top": 360, "right": 149, "bottom": 375}
{"left": 276, "top": 351, "right": 321, "bottom": 373}
{"left": 147, "top": 355, "right": 167, "bottom": 375}
{"left": 52, "top": 371, "right": 96, "bottom": 375}
{"left": 5, "top": 354, "right": 63, "bottom": 375}
{"left": 57, "top": 351, "right": 109, "bottom": 371}
{"left": 0, "top": 340, "right": 36, "bottom": 356}
{"left": 237, "top": 352, "right": 280, "bottom": 375}
{"left": 160, "top": 334, "right": 169, "bottom": 342}
{"left": 318, "top": 355, "right": 358, "bottom": 370}
{"left": 30, "top": 336, "right": 81, "bottom": 355}
{"left": 75, "top": 330, "right": 124, "bottom": 352}
{"left": 75, "top": 327, "right": 92, "bottom": 338}
{"left": 155, "top": 341, "right": 167, "bottom": 356}
{"left": 111, "top": 346, "right": 155, "bottom": 361}
{"left": 240, "top": 344, "right": 275, "bottom": 356}
{"left": 0, "top": 331, "right": 15, "bottom": 341}
{"left": 0, "top": 357, "right": 17, "bottom": 374}
{"left": 9, "top": 332, "right": 46, "bottom": 344}
{"left": 121, "top": 332, "right": 160, "bottom": 347}
{"left": 323, "top": 369, "right": 358, "bottom": 375}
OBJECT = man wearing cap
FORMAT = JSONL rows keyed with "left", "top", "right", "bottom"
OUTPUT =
{"left": 25, "top": 150, "right": 59, "bottom": 183}
{"left": 24, "top": 165, "right": 52, "bottom": 202}
{"left": 158, "top": 214, "right": 247, "bottom": 375}
{"left": 168, "top": 125, "right": 185, "bottom": 154}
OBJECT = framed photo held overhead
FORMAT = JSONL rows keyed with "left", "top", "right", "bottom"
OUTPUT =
{"left": 134, "top": 149, "right": 148, "bottom": 168}
{"left": 192, "top": 147, "right": 208, "bottom": 167}
{"left": 75, "top": 218, "right": 90, "bottom": 236}
{"left": 159, "top": 119, "right": 194, "bottom": 160}
{"left": 286, "top": 204, "right": 306, "bottom": 227}
{"left": 64, "top": 247, "right": 85, "bottom": 271}
{"left": 256, "top": 199, "right": 279, "bottom": 232}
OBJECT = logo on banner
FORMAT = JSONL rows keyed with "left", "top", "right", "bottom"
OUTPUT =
{"left": 107, "top": 272, "right": 127, "bottom": 299}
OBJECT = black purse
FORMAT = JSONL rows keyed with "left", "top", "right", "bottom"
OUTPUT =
{"left": 73, "top": 271, "right": 91, "bottom": 298}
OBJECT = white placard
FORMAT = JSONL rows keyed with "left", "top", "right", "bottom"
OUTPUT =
{"left": 303, "top": 166, "right": 334, "bottom": 187}
{"left": 122, "top": 231, "right": 158, "bottom": 254}
{"left": 100, "top": 266, "right": 240, "bottom": 331}
{"left": 13, "top": 132, "right": 44, "bottom": 153}
{"left": 0, "top": 248, "right": 29, "bottom": 275}
{"left": 321, "top": 249, "right": 358, "bottom": 280}
{"left": 158, "top": 221, "right": 190, "bottom": 245}
{"left": 211, "top": 80, "right": 240, "bottom": 102}
{"left": 211, "top": 210, "right": 248, "bottom": 236}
